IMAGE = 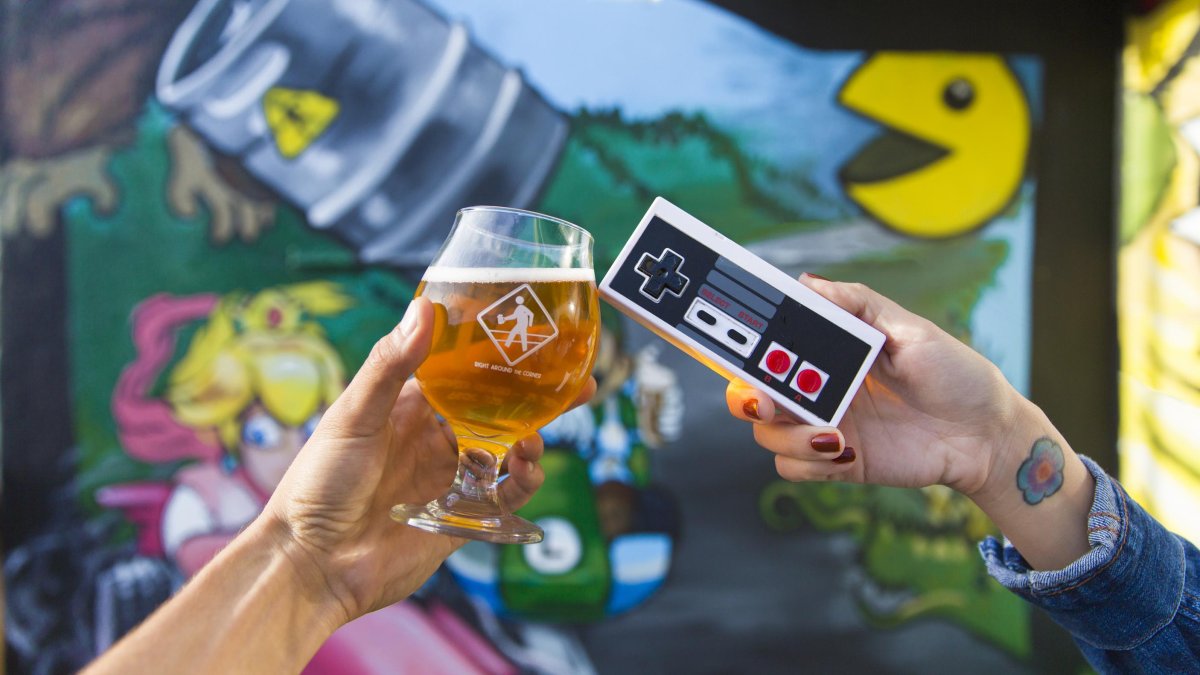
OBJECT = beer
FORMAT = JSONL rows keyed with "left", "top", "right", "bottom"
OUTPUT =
{"left": 393, "top": 206, "right": 596, "bottom": 543}
{"left": 415, "top": 266, "right": 599, "bottom": 441}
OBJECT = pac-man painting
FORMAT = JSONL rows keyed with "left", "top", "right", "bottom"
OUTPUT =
{"left": 839, "top": 53, "right": 1032, "bottom": 238}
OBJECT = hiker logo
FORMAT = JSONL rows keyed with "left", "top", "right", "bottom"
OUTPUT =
{"left": 478, "top": 284, "right": 559, "bottom": 366}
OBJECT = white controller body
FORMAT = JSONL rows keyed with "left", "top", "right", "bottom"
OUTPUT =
{"left": 599, "top": 197, "right": 885, "bottom": 427}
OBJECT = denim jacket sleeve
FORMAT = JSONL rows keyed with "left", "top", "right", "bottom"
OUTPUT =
{"left": 978, "top": 455, "right": 1200, "bottom": 673}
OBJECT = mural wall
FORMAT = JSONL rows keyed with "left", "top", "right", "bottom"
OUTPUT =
{"left": 1120, "top": 0, "right": 1200, "bottom": 546}
{"left": 2, "top": 0, "right": 1044, "bottom": 672}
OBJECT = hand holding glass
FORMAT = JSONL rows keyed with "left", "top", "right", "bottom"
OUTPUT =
{"left": 391, "top": 207, "right": 599, "bottom": 543}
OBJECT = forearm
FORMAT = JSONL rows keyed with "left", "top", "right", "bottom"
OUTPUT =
{"left": 86, "top": 516, "right": 345, "bottom": 674}
{"left": 967, "top": 397, "right": 1095, "bottom": 571}
{"left": 977, "top": 452, "right": 1197, "bottom": 669}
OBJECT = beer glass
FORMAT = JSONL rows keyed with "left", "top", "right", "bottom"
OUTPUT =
{"left": 392, "top": 207, "right": 599, "bottom": 543}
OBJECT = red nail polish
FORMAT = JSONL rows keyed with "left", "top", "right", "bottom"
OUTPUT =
{"left": 803, "top": 272, "right": 830, "bottom": 281}
{"left": 811, "top": 433, "right": 841, "bottom": 453}
{"left": 742, "top": 399, "right": 760, "bottom": 421}
{"left": 832, "top": 447, "right": 856, "bottom": 464}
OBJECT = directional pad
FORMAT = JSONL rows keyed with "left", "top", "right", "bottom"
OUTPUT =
{"left": 635, "top": 248, "right": 689, "bottom": 302}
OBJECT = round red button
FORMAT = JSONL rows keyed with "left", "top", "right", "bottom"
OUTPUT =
{"left": 765, "top": 350, "right": 791, "bottom": 375}
{"left": 796, "top": 368, "right": 823, "bottom": 394}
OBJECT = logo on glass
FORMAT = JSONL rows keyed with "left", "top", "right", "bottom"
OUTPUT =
{"left": 478, "top": 284, "right": 559, "bottom": 366}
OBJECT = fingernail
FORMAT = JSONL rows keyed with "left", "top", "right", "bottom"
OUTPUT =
{"left": 811, "top": 433, "right": 841, "bottom": 453}
{"left": 742, "top": 399, "right": 760, "bottom": 421}
{"left": 399, "top": 302, "right": 418, "bottom": 336}
{"left": 803, "top": 272, "right": 829, "bottom": 281}
{"left": 833, "top": 447, "right": 856, "bottom": 464}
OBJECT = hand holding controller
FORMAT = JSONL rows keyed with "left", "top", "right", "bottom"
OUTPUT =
{"left": 727, "top": 276, "right": 1101, "bottom": 580}
{"left": 726, "top": 274, "right": 1035, "bottom": 490}
{"left": 599, "top": 197, "right": 1038, "bottom": 495}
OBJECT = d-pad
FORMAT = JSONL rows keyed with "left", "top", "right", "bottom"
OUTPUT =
{"left": 635, "top": 248, "right": 689, "bottom": 301}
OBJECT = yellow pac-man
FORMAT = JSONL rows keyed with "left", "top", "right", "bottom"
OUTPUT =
{"left": 262, "top": 87, "right": 340, "bottom": 159}
{"left": 838, "top": 53, "right": 1031, "bottom": 238}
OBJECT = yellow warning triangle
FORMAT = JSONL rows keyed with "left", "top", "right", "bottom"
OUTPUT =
{"left": 262, "top": 87, "right": 339, "bottom": 159}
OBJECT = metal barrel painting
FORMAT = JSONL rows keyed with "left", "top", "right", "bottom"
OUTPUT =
{"left": 157, "top": 0, "right": 567, "bottom": 266}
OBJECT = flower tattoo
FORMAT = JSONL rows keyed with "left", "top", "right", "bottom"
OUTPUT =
{"left": 1016, "top": 437, "right": 1064, "bottom": 505}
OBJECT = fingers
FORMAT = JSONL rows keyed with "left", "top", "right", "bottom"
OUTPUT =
{"left": 726, "top": 378, "right": 857, "bottom": 479}
{"left": 757, "top": 425, "right": 857, "bottom": 481}
{"left": 79, "top": 150, "right": 119, "bottom": 214}
{"left": 325, "top": 298, "right": 434, "bottom": 437}
{"left": 231, "top": 200, "right": 275, "bottom": 243}
{"left": 752, "top": 422, "right": 851, "bottom": 462}
{"left": 489, "top": 381, "right": 589, "bottom": 512}
{"left": 569, "top": 377, "right": 597, "bottom": 411}
{"left": 394, "top": 378, "right": 458, "bottom": 455}
{"left": 24, "top": 175, "right": 56, "bottom": 237}
{"left": 236, "top": 200, "right": 262, "bottom": 242}
{"left": 253, "top": 202, "right": 275, "bottom": 239}
{"left": 208, "top": 190, "right": 234, "bottom": 243}
{"left": 167, "top": 169, "right": 198, "bottom": 220}
{"left": 1, "top": 166, "right": 22, "bottom": 235}
{"left": 498, "top": 434, "right": 545, "bottom": 512}
{"left": 774, "top": 453, "right": 857, "bottom": 482}
{"left": 439, "top": 416, "right": 457, "bottom": 450}
{"left": 88, "top": 171, "right": 119, "bottom": 215}
{"left": 726, "top": 379, "right": 778, "bottom": 424}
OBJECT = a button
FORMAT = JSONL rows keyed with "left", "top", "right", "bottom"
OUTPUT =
{"left": 796, "top": 369, "right": 823, "bottom": 393}
{"left": 790, "top": 361, "right": 828, "bottom": 401}
{"left": 757, "top": 341, "right": 797, "bottom": 382}
{"left": 635, "top": 248, "right": 690, "bottom": 302}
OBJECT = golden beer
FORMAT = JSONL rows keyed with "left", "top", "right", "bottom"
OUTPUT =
{"left": 394, "top": 206, "right": 596, "bottom": 544}
{"left": 415, "top": 267, "right": 599, "bottom": 442}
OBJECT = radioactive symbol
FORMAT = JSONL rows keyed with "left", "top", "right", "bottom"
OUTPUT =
{"left": 262, "top": 87, "right": 339, "bottom": 159}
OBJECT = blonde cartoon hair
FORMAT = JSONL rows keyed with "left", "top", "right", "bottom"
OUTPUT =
{"left": 165, "top": 282, "right": 351, "bottom": 451}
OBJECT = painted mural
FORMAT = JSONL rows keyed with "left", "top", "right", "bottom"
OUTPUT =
{"left": 2, "top": 0, "right": 1042, "bottom": 672}
{"left": 1119, "top": 0, "right": 1200, "bottom": 547}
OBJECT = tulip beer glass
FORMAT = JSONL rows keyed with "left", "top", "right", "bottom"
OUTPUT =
{"left": 391, "top": 207, "right": 599, "bottom": 543}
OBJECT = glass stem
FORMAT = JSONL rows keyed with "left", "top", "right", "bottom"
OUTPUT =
{"left": 446, "top": 436, "right": 511, "bottom": 514}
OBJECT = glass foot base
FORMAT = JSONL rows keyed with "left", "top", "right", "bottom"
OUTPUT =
{"left": 390, "top": 501, "right": 544, "bottom": 544}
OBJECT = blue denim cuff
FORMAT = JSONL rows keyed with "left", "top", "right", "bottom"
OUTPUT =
{"left": 979, "top": 455, "right": 1186, "bottom": 650}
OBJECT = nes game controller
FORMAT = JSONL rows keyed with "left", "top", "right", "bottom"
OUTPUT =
{"left": 599, "top": 198, "right": 885, "bottom": 427}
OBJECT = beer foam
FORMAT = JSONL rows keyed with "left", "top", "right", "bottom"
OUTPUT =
{"left": 422, "top": 267, "right": 595, "bottom": 283}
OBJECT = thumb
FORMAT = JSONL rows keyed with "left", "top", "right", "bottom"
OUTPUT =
{"left": 325, "top": 297, "right": 435, "bottom": 436}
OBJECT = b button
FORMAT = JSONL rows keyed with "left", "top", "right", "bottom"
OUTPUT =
{"left": 757, "top": 342, "right": 797, "bottom": 381}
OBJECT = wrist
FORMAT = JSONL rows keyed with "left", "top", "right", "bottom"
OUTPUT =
{"left": 248, "top": 513, "right": 352, "bottom": 633}
{"left": 961, "top": 398, "right": 1096, "bottom": 570}
{"left": 961, "top": 390, "right": 1045, "bottom": 503}
{"left": 90, "top": 512, "right": 350, "bottom": 674}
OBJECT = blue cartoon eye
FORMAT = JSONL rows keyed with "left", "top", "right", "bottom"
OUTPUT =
{"left": 301, "top": 412, "right": 322, "bottom": 442}
{"left": 242, "top": 412, "right": 283, "bottom": 449}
